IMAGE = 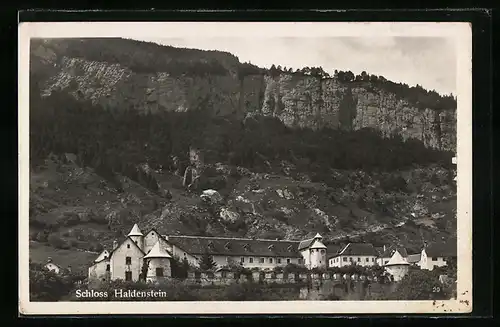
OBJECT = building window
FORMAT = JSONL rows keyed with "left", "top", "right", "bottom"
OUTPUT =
{"left": 156, "top": 268, "right": 164, "bottom": 277}
{"left": 287, "top": 258, "right": 291, "bottom": 264}
{"left": 221, "top": 271, "right": 227, "bottom": 278}
{"left": 277, "top": 258, "right": 281, "bottom": 264}
{"left": 432, "top": 257, "right": 437, "bottom": 261}
{"left": 343, "top": 257, "right": 347, "bottom": 262}
{"left": 249, "top": 257, "right": 254, "bottom": 263}
{"left": 384, "top": 260, "right": 388, "bottom": 265}
{"left": 125, "top": 257, "right": 131, "bottom": 265}
{"left": 106, "top": 264, "right": 110, "bottom": 271}
{"left": 127, "top": 244, "right": 130, "bottom": 249}
{"left": 260, "top": 258, "right": 265, "bottom": 263}
{"left": 358, "top": 257, "right": 361, "bottom": 262}
{"left": 372, "top": 258, "right": 375, "bottom": 262}
{"left": 269, "top": 258, "right": 273, "bottom": 263}
{"left": 240, "top": 257, "right": 245, "bottom": 263}
{"left": 152, "top": 232, "right": 155, "bottom": 235}
{"left": 125, "top": 271, "right": 132, "bottom": 281}
{"left": 349, "top": 257, "right": 353, "bottom": 262}
{"left": 366, "top": 258, "right": 369, "bottom": 262}
{"left": 298, "top": 258, "right": 302, "bottom": 264}
{"left": 226, "top": 257, "right": 230, "bottom": 262}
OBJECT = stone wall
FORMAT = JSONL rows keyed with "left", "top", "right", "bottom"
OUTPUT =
{"left": 184, "top": 270, "right": 387, "bottom": 287}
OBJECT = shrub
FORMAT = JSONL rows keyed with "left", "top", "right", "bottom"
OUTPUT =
{"left": 29, "top": 262, "right": 76, "bottom": 301}
{"left": 47, "top": 234, "right": 66, "bottom": 249}
{"left": 388, "top": 269, "right": 450, "bottom": 300}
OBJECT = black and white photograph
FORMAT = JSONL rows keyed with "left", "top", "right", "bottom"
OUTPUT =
{"left": 18, "top": 22, "right": 472, "bottom": 315}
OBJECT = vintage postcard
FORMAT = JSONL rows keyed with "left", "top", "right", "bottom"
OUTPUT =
{"left": 18, "top": 21, "right": 472, "bottom": 315}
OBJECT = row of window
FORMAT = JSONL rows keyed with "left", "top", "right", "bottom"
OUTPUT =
{"left": 235, "top": 257, "right": 302, "bottom": 265}
{"left": 122, "top": 268, "right": 165, "bottom": 281}
{"left": 330, "top": 257, "right": 377, "bottom": 264}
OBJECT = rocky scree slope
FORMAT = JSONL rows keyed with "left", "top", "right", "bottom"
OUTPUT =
{"left": 30, "top": 152, "right": 456, "bottom": 270}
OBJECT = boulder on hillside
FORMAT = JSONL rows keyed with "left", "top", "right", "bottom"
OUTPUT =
{"left": 200, "top": 189, "right": 223, "bottom": 204}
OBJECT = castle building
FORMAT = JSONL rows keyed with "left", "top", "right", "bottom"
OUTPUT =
{"left": 87, "top": 224, "right": 457, "bottom": 286}
{"left": 328, "top": 243, "right": 379, "bottom": 267}
{"left": 88, "top": 226, "right": 331, "bottom": 285}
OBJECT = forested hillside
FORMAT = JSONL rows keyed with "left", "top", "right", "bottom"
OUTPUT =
{"left": 28, "top": 38, "right": 457, "bottom": 273}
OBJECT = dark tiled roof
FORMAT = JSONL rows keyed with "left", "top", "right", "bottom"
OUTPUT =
{"left": 336, "top": 243, "right": 378, "bottom": 256}
{"left": 168, "top": 235, "right": 302, "bottom": 258}
{"left": 298, "top": 238, "right": 314, "bottom": 251}
{"left": 407, "top": 253, "right": 421, "bottom": 263}
{"left": 326, "top": 244, "right": 341, "bottom": 259}
{"left": 425, "top": 241, "right": 457, "bottom": 258}
{"left": 375, "top": 247, "right": 385, "bottom": 256}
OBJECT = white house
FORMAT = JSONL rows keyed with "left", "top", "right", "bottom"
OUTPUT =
{"left": 419, "top": 242, "right": 457, "bottom": 271}
{"left": 328, "top": 243, "right": 378, "bottom": 268}
{"left": 44, "top": 258, "right": 62, "bottom": 274}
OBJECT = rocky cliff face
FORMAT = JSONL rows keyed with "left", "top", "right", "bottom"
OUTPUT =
{"left": 31, "top": 40, "right": 456, "bottom": 152}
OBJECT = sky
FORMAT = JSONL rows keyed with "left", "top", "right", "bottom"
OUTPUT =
{"left": 138, "top": 36, "right": 456, "bottom": 96}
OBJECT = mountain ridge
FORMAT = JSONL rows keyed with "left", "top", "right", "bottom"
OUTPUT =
{"left": 30, "top": 37, "right": 456, "bottom": 152}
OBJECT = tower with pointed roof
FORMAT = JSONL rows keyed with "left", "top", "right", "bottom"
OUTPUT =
{"left": 309, "top": 233, "right": 327, "bottom": 269}
{"left": 384, "top": 249, "right": 410, "bottom": 282}
{"left": 128, "top": 223, "right": 144, "bottom": 251}
{"left": 143, "top": 241, "right": 172, "bottom": 282}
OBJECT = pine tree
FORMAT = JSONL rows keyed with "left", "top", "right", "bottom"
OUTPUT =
{"left": 198, "top": 251, "right": 217, "bottom": 271}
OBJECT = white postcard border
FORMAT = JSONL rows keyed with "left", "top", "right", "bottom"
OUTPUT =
{"left": 18, "top": 21, "right": 473, "bottom": 315}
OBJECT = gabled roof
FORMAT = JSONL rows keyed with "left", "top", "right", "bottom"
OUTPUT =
{"left": 144, "top": 241, "right": 172, "bottom": 259}
{"left": 167, "top": 235, "right": 302, "bottom": 258}
{"left": 44, "top": 262, "right": 62, "bottom": 269}
{"left": 380, "top": 245, "right": 408, "bottom": 258}
{"left": 94, "top": 250, "right": 110, "bottom": 263}
{"left": 107, "top": 236, "right": 146, "bottom": 259}
{"left": 424, "top": 241, "right": 457, "bottom": 258}
{"left": 314, "top": 233, "right": 322, "bottom": 239}
{"left": 326, "top": 244, "right": 341, "bottom": 258}
{"left": 128, "top": 223, "right": 143, "bottom": 237}
{"left": 298, "top": 238, "right": 314, "bottom": 251}
{"left": 407, "top": 253, "right": 421, "bottom": 263}
{"left": 335, "top": 243, "right": 378, "bottom": 257}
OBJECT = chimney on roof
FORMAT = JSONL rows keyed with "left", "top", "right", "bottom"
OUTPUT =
{"left": 47, "top": 257, "right": 52, "bottom": 263}
{"left": 113, "top": 240, "right": 118, "bottom": 250}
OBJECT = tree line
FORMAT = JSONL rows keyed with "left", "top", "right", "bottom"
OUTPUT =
{"left": 30, "top": 89, "right": 453, "bottom": 193}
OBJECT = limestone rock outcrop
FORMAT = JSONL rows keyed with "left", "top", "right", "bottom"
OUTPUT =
{"left": 31, "top": 41, "right": 456, "bottom": 152}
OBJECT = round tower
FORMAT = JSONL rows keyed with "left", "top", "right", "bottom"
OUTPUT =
{"left": 143, "top": 241, "right": 172, "bottom": 283}
{"left": 384, "top": 250, "right": 410, "bottom": 282}
{"left": 309, "top": 233, "right": 327, "bottom": 269}
{"left": 127, "top": 223, "right": 144, "bottom": 251}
